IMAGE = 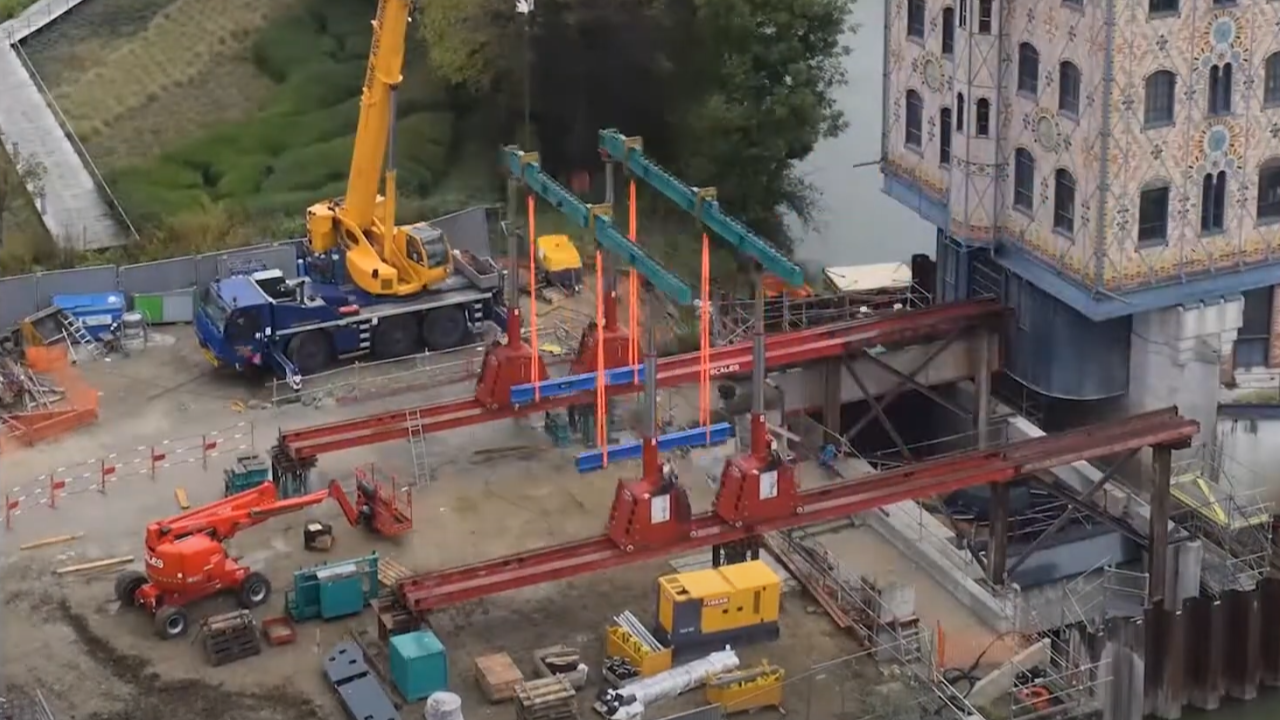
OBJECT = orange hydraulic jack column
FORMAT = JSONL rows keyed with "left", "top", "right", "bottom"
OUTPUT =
{"left": 570, "top": 159, "right": 631, "bottom": 376}
{"left": 475, "top": 181, "right": 550, "bottom": 409}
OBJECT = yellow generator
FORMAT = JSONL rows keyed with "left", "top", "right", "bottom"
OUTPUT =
{"left": 655, "top": 560, "right": 781, "bottom": 657}
{"left": 535, "top": 234, "right": 583, "bottom": 293}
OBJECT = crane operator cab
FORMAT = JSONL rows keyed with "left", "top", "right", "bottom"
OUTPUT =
{"left": 403, "top": 221, "right": 452, "bottom": 275}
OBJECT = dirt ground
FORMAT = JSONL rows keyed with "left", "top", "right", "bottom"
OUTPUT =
{"left": 0, "top": 325, "right": 993, "bottom": 720}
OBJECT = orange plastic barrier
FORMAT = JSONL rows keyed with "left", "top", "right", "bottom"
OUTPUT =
{"left": 1, "top": 345, "right": 99, "bottom": 452}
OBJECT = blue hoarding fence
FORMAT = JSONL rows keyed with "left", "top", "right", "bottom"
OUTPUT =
{"left": 574, "top": 422, "right": 735, "bottom": 473}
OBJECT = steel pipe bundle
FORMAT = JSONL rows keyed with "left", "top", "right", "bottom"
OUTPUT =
{"left": 599, "top": 649, "right": 740, "bottom": 720}
{"left": 613, "top": 610, "right": 662, "bottom": 652}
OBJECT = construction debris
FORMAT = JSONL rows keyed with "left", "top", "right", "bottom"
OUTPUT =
{"left": 0, "top": 355, "right": 66, "bottom": 413}
{"left": 533, "top": 645, "right": 588, "bottom": 689}
{"left": 19, "top": 533, "right": 84, "bottom": 551}
{"left": 55, "top": 556, "right": 133, "bottom": 575}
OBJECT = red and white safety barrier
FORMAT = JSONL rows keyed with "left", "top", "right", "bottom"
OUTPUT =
{"left": 3, "top": 421, "right": 255, "bottom": 529}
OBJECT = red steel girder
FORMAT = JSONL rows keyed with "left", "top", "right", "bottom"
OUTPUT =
{"left": 279, "top": 300, "right": 1007, "bottom": 459}
{"left": 396, "top": 407, "right": 1198, "bottom": 612}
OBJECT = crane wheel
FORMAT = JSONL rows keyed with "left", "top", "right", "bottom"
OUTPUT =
{"left": 287, "top": 331, "right": 333, "bottom": 376}
{"left": 373, "top": 314, "right": 423, "bottom": 360}
{"left": 154, "top": 605, "right": 189, "bottom": 640}
{"left": 238, "top": 571, "right": 272, "bottom": 608}
{"left": 114, "top": 570, "right": 147, "bottom": 606}
{"left": 422, "top": 306, "right": 469, "bottom": 351}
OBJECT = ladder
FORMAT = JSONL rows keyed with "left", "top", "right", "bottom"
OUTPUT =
{"left": 406, "top": 409, "right": 432, "bottom": 486}
{"left": 56, "top": 310, "right": 104, "bottom": 361}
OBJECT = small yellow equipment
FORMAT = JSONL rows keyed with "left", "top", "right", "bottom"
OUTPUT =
{"left": 604, "top": 624, "right": 673, "bottom": 678}
{"left": 654, "top": 560, "right": 781, "bottom": 658}
{"left": 535, "top": 234, "right": 583, "bottom": 293}
{"left": 705, "top": 662, "right": 786, "bottom": 714}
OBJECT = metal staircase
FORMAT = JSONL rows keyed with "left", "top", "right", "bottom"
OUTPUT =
{"left": 56, "top": 310, "right": 104, "bottom": 361}
{"left": 406, "top": 408, "right": 432, "bottom": 485}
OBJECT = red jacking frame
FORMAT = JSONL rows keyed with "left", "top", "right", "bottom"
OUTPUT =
{"left": 279, "top": 299, "right": 1008, "bottom": 459}
{"left": 395, "top": 408, "right": 1197, "bottom": 613}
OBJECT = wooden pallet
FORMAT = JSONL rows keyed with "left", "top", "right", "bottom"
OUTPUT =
{"left": 201, "top": 610, "right": 262, "bottom": 667}
{"left": 377, "top": 556, "right": 413, "bottom": 590}
{"left": 476, "top": 651, "right": 525, "bottom": 703}
{"left": 515, "top": 676, "right": 578, "bottom": 720}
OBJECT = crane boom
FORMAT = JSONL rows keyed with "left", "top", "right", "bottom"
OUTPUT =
{"left": 345, "top": 0, "right": 410, "bottom": 226}
{"left": 597, "top": 129, "right": 804, "bottom": 287}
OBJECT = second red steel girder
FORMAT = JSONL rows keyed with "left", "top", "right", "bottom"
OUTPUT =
{"left": 281, "top": 299, "right": 1007, "bottom": 459}
{"left": 396, "top": 407, "right": 1198, "bottom": 612}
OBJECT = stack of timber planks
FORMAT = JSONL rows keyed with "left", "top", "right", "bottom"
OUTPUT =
{"left": 476, "top": 651, "right": 525, "bottom": 702}
{"left": 515, "top": 676, "right": 579, "bottom": 720}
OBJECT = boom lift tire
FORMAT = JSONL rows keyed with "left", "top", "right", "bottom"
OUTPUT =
{"left": 114, "top": 570, "right": 147, "bottom": 605}
{"left": 422, "top": 306, "right": 469, "bottom": 351}
{"left": 154, "top": 605, "right": 190, "bottom": 640}
{"left": 287, "top": 331, "right": 334, "bottom": 376}
{"left": 238, "top": 572, "right": 272, "bottom": 608}
{"left": 373, "top": 314, "right": 423, "bottom": 360}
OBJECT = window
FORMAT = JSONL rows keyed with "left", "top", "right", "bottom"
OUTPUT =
{"left": 1059, "top": 62, "right": 1081, "bottom": 116}
{"left": 942, "top": 7, "right": 955, "bottom": 55}
{"left": 1258, "top": 161, "right": 1280, "bottom": 223}
{"left": 1200, "top": 171, "right": 1227, "bottom": 234}
{"left": 1053, "top": 169, "right": 1076, "bottom": 233}
{"left": 976, "top": 98, "right": 990, "bottom": 137}
{"left": 959, "top": 0, "right": 968, "bottom": 27}
{"left": 1144, "top": 71, "right": 1176, "bottom": 128}
{"left": 1138, "top": 184, "right": 1170, "bottom": 245}
{"left": 977, "top": 0, "right": 992, "bottom": 33}
{"left": 1208, "top": 63, "right": 1233, "bottom": 116}
{"left": 1018, "top": 43, "right": 1040, "bottom": 96}
{"left": 1014, "top": 148, "right": 1035, "bottom": 212}
{"left": 940, "top": 108, "right": 953, "bottom": 165}
{"left": 905, "top": 90, "right": 923, "bottom": 149}
{"left": 1266, "top": 54, "right": 1280, "bottom": 107}
{"left": 908, "top": 0, "right": 925, "bottom": 38}
{"left": 1148, "top": 0, "right": 1177, "bottom": 13}
{"left": 956, "top": 93, "right": 965, "bottom": 132}
{"left": 1137, "top": 184, "right": 1170, "bottom": 246}
{"left": 1212, "top": 0, "right": 1235, "bottom": 6}
{"left": 1064, "top": 0, "right": 1082, "bottom": 7}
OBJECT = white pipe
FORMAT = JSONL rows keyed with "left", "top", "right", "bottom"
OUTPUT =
{"left": 601, "top": 649, "right": 740, "bottom": 720}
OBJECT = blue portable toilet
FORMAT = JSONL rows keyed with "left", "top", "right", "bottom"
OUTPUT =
{"left": 52, "top": 292, "right": 126, "bottom": 340}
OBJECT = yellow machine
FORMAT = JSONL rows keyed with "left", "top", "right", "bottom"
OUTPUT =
{"left": 655, "top": 560, "right": 781, "bottom": 657}
{"left": 604, "top": 624, "right": 673, "bottom": 678}
{"left": 705, "top": 662, "right": 786, "bottom": 714}
{"left": 305, "top": 0, "right": 454, "bottom": 297}
{"left": 535, "top": 234, "right": 584, "bottom": 292}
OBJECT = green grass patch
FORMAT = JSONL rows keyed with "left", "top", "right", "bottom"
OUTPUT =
{"left": 0, "top": 0, "right": 39, "bottom": 22}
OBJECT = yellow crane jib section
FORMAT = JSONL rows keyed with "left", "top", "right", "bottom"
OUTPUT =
{"left": 655, "top": 560, "right": 782, "bottom": 657}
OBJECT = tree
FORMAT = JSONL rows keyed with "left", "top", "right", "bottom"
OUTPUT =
{"left": 0, "top": 142, "right": 47, "bottom": 249}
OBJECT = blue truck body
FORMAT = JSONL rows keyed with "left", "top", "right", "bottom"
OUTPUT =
{"left": 194, "top": 240, "right": 505, "bottom": 388}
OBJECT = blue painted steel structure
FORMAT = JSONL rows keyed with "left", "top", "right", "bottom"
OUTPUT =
{"left": 511, "top": 364, "right": 647, "bottom": 406}
{"left": 500, "top": 146, "right": 694, "bottom": 306}
{"left": 575, "top": 423, "right": 735, "bottom": 473}
{"left": 598, "top": 129, "right": 804, "bottom": 287}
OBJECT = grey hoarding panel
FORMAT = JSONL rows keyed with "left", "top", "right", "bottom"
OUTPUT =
{"left": 119, "top": 257, "right": 198, "bottom": 296}
{"left": 36, "top": 266, "right": 119, "bottom": 308}
{"left": 0, "top": 274, "right": 39, "bottom": 328}
{"left": 432, "top": 206, "right": 492, "bottom": 257}
{"left": 160, "top": 290, "right": 195, "bottom": 324}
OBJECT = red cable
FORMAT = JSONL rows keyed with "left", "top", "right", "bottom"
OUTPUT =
{"left": 596, "top": 250, "right": 608, "bottom": 465}
{"left": 528, "top": 196, "right": 540, "bottom": 401}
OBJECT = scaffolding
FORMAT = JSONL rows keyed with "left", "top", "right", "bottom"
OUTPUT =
{"left": 711, "top": 286, "right": 931, "bottom": 346}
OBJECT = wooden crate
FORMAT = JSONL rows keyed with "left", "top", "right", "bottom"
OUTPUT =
{"left": 515, "top": 676, "right": 578, "bottom": 720}
{"left": 476, "top": 651, "right": 525, "bottom": 702}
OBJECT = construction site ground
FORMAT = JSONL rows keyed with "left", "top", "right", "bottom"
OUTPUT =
{"left": 0, "top": 326, "right": 1000, "bottom": 720}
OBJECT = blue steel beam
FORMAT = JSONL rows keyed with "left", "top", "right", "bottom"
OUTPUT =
{"left": 598, "top": 129, "right": 804, "bottom": 287}
{"left": 501, "top": 146, "right": 694, "bottom": 306}
{"left": 510, "top": 364, "right": 644, "bottom": 406}
{"left": 575, "top": 423, "right": 735, "bottom": 473}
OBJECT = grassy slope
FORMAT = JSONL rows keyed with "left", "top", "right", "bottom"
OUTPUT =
{"left": 0, "top": 0, "right": 38, "bottom": 22}
{"left": 0, "top": 146, "right": 58, "bottom": 276}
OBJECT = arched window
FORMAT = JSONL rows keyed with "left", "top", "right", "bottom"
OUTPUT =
{"left": 975, "top": 98, "right": 991, "bottom": 137}
{"left": 1258, "top": 160, "right": 1280, "bottom": 223}
{"left": 956, "top": 93, "right": 965, "bottom": 132}
{"left": 942, "top": 7, "right": 955, "bottom": 55}
{"left": 1138, "top": 182, "right": 1171, "bottom": 246}
{"left": 1018, "top": 43, "right": 1040, "bottom": 95}
{"left": 905, "top": 90, "right": 924, "bottom": 149}
{"left": 977, "top": 0, "right": 992, "bottom": 33}
{"left": 1053, "top": 169, "right": 1076, "bottom": 233}
{"left": 1014, "top": 148, "right": 1035, "bottom": 212}
{"left": 1200, "top": 171, "right": 1227, "bottom": 234}
{"left": 1208, "top": 63, "right": 1233, "bottom": 116}
{"left": 1058, "top": 62, "right": 1081, "bottom": 115}
{"left": 1144, "top": 71, "right": 1176, "bottom": 128}
{"left": 907, "top": 0, "right": 926, "bottom": 38}
{"left": 1266, "top": 53, "right": 1280, "bottom": 107}
{"left": 940, "top": 108, "right": 953, "bottom": 166}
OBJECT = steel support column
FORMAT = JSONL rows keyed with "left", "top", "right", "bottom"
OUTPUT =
{"left": 974, "top": 332, "right": 1006, "bottom": 585}
{"left": 822, "top": 358, "right": 842, "bottom": 433}
{"left": 1149, "top": 444, "right": 1172, "bottom": 606}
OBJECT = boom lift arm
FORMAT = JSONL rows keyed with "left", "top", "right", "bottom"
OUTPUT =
{"left": 144, "top": 481, "right": 340, "bottom": 550}
{"left": 305, "top": 0, "right": 451, "bottom": 297}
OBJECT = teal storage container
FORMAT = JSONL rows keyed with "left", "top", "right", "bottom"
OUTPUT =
{"left": 389, "top": 630, "right": 447, "bottom": 702}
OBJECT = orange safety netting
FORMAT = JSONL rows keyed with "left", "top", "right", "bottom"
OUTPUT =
{"left": 0, "top": 345, "right": 99, "bottom": 453}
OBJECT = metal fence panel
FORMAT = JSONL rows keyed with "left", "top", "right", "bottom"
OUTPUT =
{"left": 433, "top": 206, "right": 492, "bottom": 257}
{"left": 118, "top": 257, "right": 197, "bottom": 295}
{"left": 0, "top": 273, "right": 39, "bottom": 328}
{"left": 35, "top": 266, "right": 119, "bottom": 307}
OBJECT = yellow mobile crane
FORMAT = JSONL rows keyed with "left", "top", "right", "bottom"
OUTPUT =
{"left": 305, "top": 0, "right": 448, "bottom": 297}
